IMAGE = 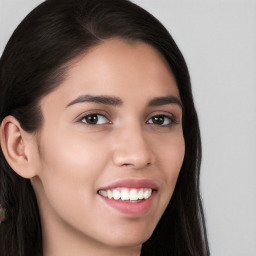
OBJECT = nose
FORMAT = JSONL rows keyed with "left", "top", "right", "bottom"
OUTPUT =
{"left": 112, "top": 125, "right": 155, "bottom": 169}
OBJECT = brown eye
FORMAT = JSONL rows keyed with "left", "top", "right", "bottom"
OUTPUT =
{"left": 81, "top": 114, "right": 109, "bottom": 125}
{"left": 147, "top": 115, "right": 174, "bottom": 126}
{"left": 151, "top": 116, "right": 165, "bottom": 125}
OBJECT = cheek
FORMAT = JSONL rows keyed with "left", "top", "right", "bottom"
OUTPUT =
{"left": 34, "top": 131, "right": 112, "bottom": 230}
{"left": 36, "top": 130, "right": 110, "bottom": 202}
{"left": 159, "top": 134, "right": 185, "bottom": 190}
{"left": 40, "top": 129, "right": 106, "bottom": 171}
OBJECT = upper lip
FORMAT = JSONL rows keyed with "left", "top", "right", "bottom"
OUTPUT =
{"left": 98, "top": 179, "right": 158, "bottom": 191}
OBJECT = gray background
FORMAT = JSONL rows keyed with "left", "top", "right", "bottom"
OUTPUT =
{"left": 1, "top": 0, "right": 256, "bottom": 255}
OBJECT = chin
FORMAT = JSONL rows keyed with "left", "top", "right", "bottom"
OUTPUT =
{"left": 100, "top": 227, "right": 154, "bottom": 249}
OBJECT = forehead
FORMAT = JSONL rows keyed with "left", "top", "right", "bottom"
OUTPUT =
{"left": 41, "top": 38, "right": 180, "bottom": 109}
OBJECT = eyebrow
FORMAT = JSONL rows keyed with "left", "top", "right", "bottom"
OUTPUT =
{"left": 148, "top": 96, "right": 182, "bottom": 108}
{"left": 66, "top": 94, "right": 182, "bottom": 109}
{"left": 66, "top": 95, "right": 123, "bottom": 107}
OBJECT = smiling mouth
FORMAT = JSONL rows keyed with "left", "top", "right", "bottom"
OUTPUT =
{"left": 98, "top": 188, "right": 153, "bottom": 202}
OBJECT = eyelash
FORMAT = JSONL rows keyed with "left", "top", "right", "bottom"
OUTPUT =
{"left": 80, "top": 113, "right": 111, "bottom": 125}
{"left": 146, "top": 114, "right": 178, "bottom": 126}
{"left": 79, "top": 112, "right": 178, "bottom": 127}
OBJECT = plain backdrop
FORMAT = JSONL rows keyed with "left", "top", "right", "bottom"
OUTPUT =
{"left": 0, "top": 0, "right": 256, "bottom": 255}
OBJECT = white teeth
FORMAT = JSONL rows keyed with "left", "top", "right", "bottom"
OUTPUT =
{"left": 112, "top": 189, "right": 121, "bottom": 200}
{"left": 99, "top": 190, "right": 107, "bottom": 197}
{"left": 121, "top": 189, "right": 129, "bottom": 200}
{"left": 107, "top": 190, "right": 112, "bottom": 199}
{"left": 99, "top": 188, "right": 153, "bottom": 201}
{"left": 138, "top": 189, "right": 144, "bottom": 200}
{"left": 130, "top": 189, "right": 138, "bottom": 200}
{"left": 144, "top": 189, "right": 152, "bottom": 199}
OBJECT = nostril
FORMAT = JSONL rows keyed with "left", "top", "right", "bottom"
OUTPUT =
{"left": 121, "top": 162, "right": 152, "bottom": 169}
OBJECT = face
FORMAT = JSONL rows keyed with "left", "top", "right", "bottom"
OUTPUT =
{"left": 31, "top": 38, "right": 185, "bottom": 253}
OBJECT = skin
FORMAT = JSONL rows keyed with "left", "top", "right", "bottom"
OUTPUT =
{"left": 1, "top": 38, "right": 185, "bottom": 256}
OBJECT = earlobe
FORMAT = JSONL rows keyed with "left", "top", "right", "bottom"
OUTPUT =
{"left": 0, "top": 116, "right": 37, "bottom": 179}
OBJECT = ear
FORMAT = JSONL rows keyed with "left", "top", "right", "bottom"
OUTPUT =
{"left": 0, "top": 116, "right": 38, "bottom": 178}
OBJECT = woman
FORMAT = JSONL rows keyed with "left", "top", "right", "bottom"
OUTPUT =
{"left": 0, "top": 0, "right": 210, "bottom": 255}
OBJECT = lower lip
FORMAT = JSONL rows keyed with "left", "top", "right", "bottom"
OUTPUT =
{"left": 99, "top": 192, "right": 156, "bottom": 216}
